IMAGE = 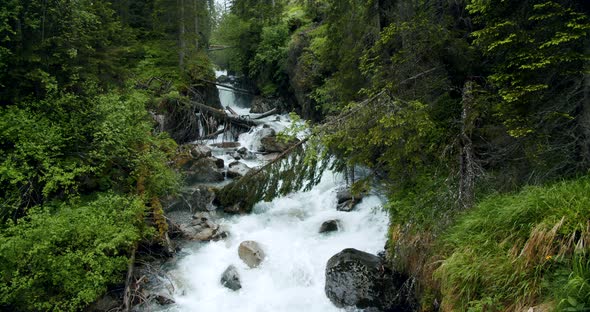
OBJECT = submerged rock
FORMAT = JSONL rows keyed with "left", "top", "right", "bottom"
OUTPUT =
{"left": 325, "top": 248, "right": 414, "bottom": 311}
{"left": 238, "top": 241, "right": 266, "bottom": 268}
{"left": 220, "top": 265, "right": 242, "bottom": 291}
{"left": 227, "top": 161, "right": 252, "bottom": 179}
{"left": 319, "top": 220, "right": 340, "bottom": 233}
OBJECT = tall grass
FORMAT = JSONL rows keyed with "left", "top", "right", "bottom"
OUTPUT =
{"left": 434, "top": 177, "right": 590, "bottom": 311}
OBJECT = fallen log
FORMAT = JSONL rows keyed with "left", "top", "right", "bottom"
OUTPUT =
{"left": 226, "top": 106, "right": 239, "bottom": 116}
{"left": 185, "top": 100, "right": 263, "bottom": 128}
{"left": 192, "top": 80, "right": 254, "bottom": 95}
{"left": 253, "top": 108, "right": 278, "bottom": 120}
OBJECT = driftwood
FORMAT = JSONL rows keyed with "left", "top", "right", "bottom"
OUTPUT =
{"left": 225, "top": 106, "right": 238, "bottom": 116}
{"left": 196, "top": 128, "right": 225, "bottom": 140}
{"left": 123, "top": 245, "right": 137, "bottom": 312}
{"left": 185, "top": 100, "right": 263, "bottom": 128}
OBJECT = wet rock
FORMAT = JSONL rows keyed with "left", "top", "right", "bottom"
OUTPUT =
{"left": 237, "top": 147, "right": 257, "bottom": 160}
{"left": 325, "top": 248, "right": 414, "bottom": 311}
{"left": 336, "top": 189, "right": 363, "bottom": 212}
{"left": 220, "top": 265, "right": 242, "bottom": 291}
{"left": 154, "top": 294, "right": 175, "bottom": 305}
{"left": 227, "top": 161, "right": 252, "bottom": 179}
{"left": 250, "top": 97, "right": 285, "bottom": 114}
{"left": 191, "top": 144, "right": 212, "bottom": 159}
{"left": 191, "top": 186, "right": 217, "bottom": 211}
{"left": 211, "top": 142, "right": 241, "bottom": 149}
{"left": 238, "top": 241, "right": 266, "bottom": 268}
{"left": 232, "top": 151, "right": 242, "bottom": 160}
{"left": 336, "top": 189, "right": 353, "bottom": 204}
{"left": 179, "top": 212, "right": 228, "bottom": 241}
{"left": 319, "top": 220, "right": 340, "bottom": 233}
{"left": 217, "top": 75, "right": 230, "bottom": 83}
{"left": 336, "top": 199, "right": 360, "bottom": 212}
{"left": 260, "top": 135, "right": 300, "bottom": 153}
{"left": 215, "top": 158, "right": 225, "bottom": 169}
{"left": 185, "top": 157, "right": 225, "bottom": 184}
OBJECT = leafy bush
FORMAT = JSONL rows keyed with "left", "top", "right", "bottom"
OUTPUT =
{"left": 0, "top": 193, "right": 145, "bottom": 311}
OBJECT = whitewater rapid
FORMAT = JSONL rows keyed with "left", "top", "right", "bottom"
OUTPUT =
{"left": 148, "top": 70, "right": 390, "bottom": 312}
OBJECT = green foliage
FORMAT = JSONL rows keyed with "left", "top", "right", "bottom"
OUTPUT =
{"left": 0, "top": 193, "right": 145, "bottom": 311}
{"left": 435, "top": 177, "right": 590, "bottom": 310}
{"left": 553, "top": 252, "right": 590, "bottom": 312}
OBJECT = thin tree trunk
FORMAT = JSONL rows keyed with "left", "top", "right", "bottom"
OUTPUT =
{"left": 458, "top": 81, "right": 478, "bottom": 209}
{"left": 194, "top": 0, "right": 199, "bottom": 50}
{"left": 179, "top": 0, "right": 186, "bottom": 69}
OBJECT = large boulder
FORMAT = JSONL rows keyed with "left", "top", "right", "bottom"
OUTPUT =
{"left": 179, "top": 212, "right": 228, "bottom": 241}
{"left": 185, "top": 157, "right": 225, "bottom": 184}
{"left": 191, "top": 144, "right": 212, "bottom": 159}
{"left": 220, "top": 265, "right": 242, "bottom": 291}
{"left": 325, "top": 248, "right": 414, "bottom": 311}
{"left": 238, "top": 241, "right": 266, "bottom": 268}
{"left": 227, "top": 161, "right": 252, "bottom": 179}
{"left": 260, "top": 135, "right": 300, "bottom": 153}
{"left": 319, "top": 220, "right": 340, "bottom": 234}
{"left": 190, "top": 186, "right": 217, "bottom": 211}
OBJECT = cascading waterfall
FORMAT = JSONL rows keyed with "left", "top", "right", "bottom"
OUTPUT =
{"left": 146, "top": 70, "right": 390, "bottom": 312}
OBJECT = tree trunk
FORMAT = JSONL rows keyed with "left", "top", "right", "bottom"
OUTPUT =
{"left": 458, "top": 81, "right": 479, "bottom": 209}
{"left": 194, "top": 0, "right": 199, "bottom": 50}
{"left": 179, "top": 0, "right": 186, "bottom": 69}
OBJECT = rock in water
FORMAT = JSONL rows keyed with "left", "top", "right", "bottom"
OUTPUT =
{"left": 220, "top": 265, "right": 242, "bottom": 291}
{"left": 319, "top": 220, "right": 340, "bottom": 233}
{"left": 191, "top": 144, "right": 212, "bottom": 159}
{"left": 325, "top": 248, "right": 414, "bottom": 311}
{"left": 238, "top": 241, "right": 266, "bottom": 268}
{"left": 227, "top": 161, "right": 252, "bottom": 178}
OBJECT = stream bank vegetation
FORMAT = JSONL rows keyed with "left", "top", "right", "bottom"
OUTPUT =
{"left": 0, "top": 0, "right": 223, "bottom": 310}
{"left": 213, "top": 0, "right": 590, "bottom": 310}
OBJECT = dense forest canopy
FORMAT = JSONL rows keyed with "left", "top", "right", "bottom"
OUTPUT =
{"left": 0, "top": 0, "right": 589, "bottom": 311}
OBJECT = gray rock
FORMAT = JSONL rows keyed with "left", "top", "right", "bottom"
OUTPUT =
{"left": 211, "top": 142, "right": 241, "bottom": 149}
{"left": 250, "top": 97, "right": 285, "bottom": 113}
{"left": 217, "top": 75, "right": 230, "bottom": 83}
{"left": 336, "top": 189, "right": 353, "bottom": 204}
{"left": 238, "top": 241, "right": 266, "bottom": 268}
{"left": 154, "top": 294, "right": 175, "bottom": 305}
{"left": 185, "top": 157, "right": 225, "bottom": 184}
{"left": 232, "top": 151, "right": 242, "bottom": 160}
{"left": 260, "top": 135, "right": 300, "bottom": 153}
{"left": 227, "top": 161, "right": 252, "bottom": 179}
{"left": 325, "top": 248, "right": 414, "bottom": 311}
{"left": 191, "top": 145, "right": 212, "bottom": 159}
{"left": 179, "top": 212, "right": 228, "bottom": 241}
{"left": 220, "top": 265, "right": 242, "bottom": 291}
{"left": 337, "top": 199, "right": 360, "bottom": 212}
{"left": 190, "top": 186, "right": 217, "bottom": 211}
{"left": 319, "top": 220, "right": 340, "bottom": 233}
{"left": 336, "top": 189, "right": 363, "bottom": 212}
{"left": 215, "top": 158, "right": 225, "bottom": 169}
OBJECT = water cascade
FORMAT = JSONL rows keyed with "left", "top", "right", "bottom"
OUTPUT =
{"left": 145, "top": 70, "right": 390, "bottom": 312}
